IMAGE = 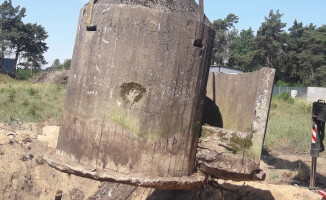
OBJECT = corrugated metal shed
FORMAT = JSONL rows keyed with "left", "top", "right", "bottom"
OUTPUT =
{"left": 0, "top": 58, "right": 15, "bottom": 76}
{"left": 210, "top": 65, "right": 244, "bottom": 74}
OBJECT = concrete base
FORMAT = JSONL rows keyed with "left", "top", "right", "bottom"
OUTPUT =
{"left": 44, "top": 151, "right": 206, "bottom": 190}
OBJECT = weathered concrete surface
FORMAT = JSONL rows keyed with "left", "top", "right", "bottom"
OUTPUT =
{"left": 56, "top": 0, "right": 215, "bottom": 183}
{"left": 44, "top": 152, "right": 206, "bottom": 190}
{"left": 197, "top": 126, "right": 266, "bottom": 181}
{"left": 307, "top": 87, "right": 326, "bottom": 102}
{"left": 201, "top": 68, "right": 275, "bottom": 178}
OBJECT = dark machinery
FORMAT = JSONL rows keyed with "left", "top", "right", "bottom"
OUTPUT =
{"left": 310, "top": 100, "right": 326, "bottom": 189}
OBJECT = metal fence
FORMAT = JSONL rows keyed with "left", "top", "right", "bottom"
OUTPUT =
{"left": 272, "top": 86, "right": 308, "bottom": 98}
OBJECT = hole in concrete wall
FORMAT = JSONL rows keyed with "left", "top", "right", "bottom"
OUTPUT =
{"left": 194, "top": 39, "right": 203, "bottom": 48}
{"left": 87, "top": 26, "right": 97, "bottom": 31}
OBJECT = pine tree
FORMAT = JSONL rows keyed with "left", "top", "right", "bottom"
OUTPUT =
{"left": 255, "top": 10, "right": 286, "bottom": 70}
{"left": 211, "top": 14, "right": 239, "bottom": 66}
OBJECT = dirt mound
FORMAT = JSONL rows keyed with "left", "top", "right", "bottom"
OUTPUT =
{"left": 0, "top": 122, "right": 324, "bottom": 200}
{"left": 32, "top": 70, "right": 69, "bottom": 84}
{"left": 0, "top": 123, "right": 100, "bottom": 200}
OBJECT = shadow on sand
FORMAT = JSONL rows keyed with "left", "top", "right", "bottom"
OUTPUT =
{"left": 261, "top": 148, "right": 326, "bottom": 188}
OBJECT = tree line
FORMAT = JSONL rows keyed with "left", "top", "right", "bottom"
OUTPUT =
{"left": 0, "top": 0, "right": 48, "bottom": 77}
{"left": 1, "top": 1, "right": 325, "bottom": 87}
{"left": 212, "top": 10, "right": 326, "bottom": 87}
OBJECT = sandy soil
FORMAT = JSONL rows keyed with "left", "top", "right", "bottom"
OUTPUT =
{"left": 0, "top": 122, "right": 100, "bottom": 200}
{"left": 0, "top": 122, "right": 325, "bottom": 200}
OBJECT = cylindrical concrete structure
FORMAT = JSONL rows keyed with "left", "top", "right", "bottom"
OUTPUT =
{"left": 56, "top": 0, "right": 215, "bottom": 179}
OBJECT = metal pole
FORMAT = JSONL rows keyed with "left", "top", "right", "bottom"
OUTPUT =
{"left": 310, "top": 157, "right": 317, "bottom": 189}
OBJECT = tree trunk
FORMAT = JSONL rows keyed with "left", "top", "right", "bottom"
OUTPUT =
{"left": 0, "top": 25, "right": 4, "bottom": 72}
{"left": 1, "top": 46, "right": 4, "bottom": 72}
{"left": 31, "top": 53, "right": 35, "bottom": 76}
{"left": 266, "top": 51, "right": 271, "bottom": 68}
{"left": 13, "top": 48, "right": 20, "bottom": 78}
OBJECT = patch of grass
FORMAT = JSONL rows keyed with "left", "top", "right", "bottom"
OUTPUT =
{"left": 28, "top": 87, "right": 38, "bottom": 96}
{"left": 265, "top": 98, "right": 312, "bottom": 152}
{"left": 294, "top": 160, "right": 310, "bottom": 181}
{"left": 268, "top": 170, "right": 281, "bottom": 182}
{"left": 0, "top": 78, "right": 66, "bottom": 123}
{"left": 8, "top": 89, "right": 16, "bottom": 102}
{"left": 0, "top": 74, "right": 14, "bottom": 84}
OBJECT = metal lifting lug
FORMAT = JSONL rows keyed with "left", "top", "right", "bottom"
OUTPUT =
{"left": 86, "top": 0, "right": 97, "bottom": 31}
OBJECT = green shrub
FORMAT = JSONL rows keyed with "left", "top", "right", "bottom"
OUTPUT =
{"left": 27, "top": 104, "right": 40, "bottom": 118}
{"left": 56, "top": 65, "right": 63, "bottom": 70}
{"left": 8, "top": 89, "right": 16, "bottom": 102}
{"left": 276, "top": 80, "right": 288, "bottom": 86}
{"left": 28, "top": 87, "right": 38, "bottom": 96}
{"left": 22, "top": 99, "right": 29, "bottom": 107}
{"left": 16, "top": 69, "right": 43, "bottom": 80}
{"left": 275, "top": 91, "right": 294, "bottom": 103}
{"left": 275, "top": 80, "right": 302, "bottom": 87}
{"left": 17, "top": 69, "right": 32, "bottom": 80}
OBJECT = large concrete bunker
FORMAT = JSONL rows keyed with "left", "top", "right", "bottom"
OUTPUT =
{"left": 45, "top": 0, "right": 275, "bottom": 190}
{"left": 47, "top": 0, "right": 215, "bottom": 190}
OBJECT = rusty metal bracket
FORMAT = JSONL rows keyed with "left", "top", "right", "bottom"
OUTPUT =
{"left": 86, "top": 0, "right": 97, "bottom": 31}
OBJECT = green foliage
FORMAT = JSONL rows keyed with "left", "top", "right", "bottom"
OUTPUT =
{"left": 213, "top": 10, "right": 326, "bottom": 87}
{"left": 27, "top": 104, "right": 39, "bottom": 118}
{"left": 28, "top": 87, "right": 38, "bottom": 96}
{"left": 274, "top": 91, "right": 294, "bottom": 103}
{"left": 315, "top": 65, "right": 326, "bottom": 87}
{"left": 275, "top": 80, "right": 302, "bottom": 87}
{"left": 22, "top": 99, "right": 29, "bottom": 106}
{"left": 211, "top": 13, "right": 239, "bottom": 66}
{"left": 0, "top": 74, "right": 13, "bottom": 83}
{"left": 0, "top": 1, "right": 26, "bottom": 66}
{"left": 297, "top": 26, "right": 326, "bottom": 87}
{"left": 44, "top": 58, "right": 71, "bottom": 72}
{"left": 231, "top": 28, "right": 258, "bottom": 72}
{"left": 255, "top": 10, "right": 286, "bottom": 69}
{"left": 20, "top": 22, "right": 49, "bottom": 74}
{"left": 56, "top": 65, "right": 63, "bottom": 70}
{"left": 63, "top": 59, "right": 71, "bottom": 69}
{"left": 0, "top": 1, "right": 48, "bottom": 77}
{"left": 16, "top": 68, "right": 32, "bottom": 80}
{"left": 265, "top": 98, "right": 312, "bottom": 151}
{"left": 275, "top": 80, "right": 288, "bottom": 86}
{"left": 8, "top": 89, "right": 16, "bottom": 102}
{"left": 52, "top": 59, "right": 60, "bottom": 68}
{"left": 0, "top": 79, "right": 66, "bottom": 122}
{"left": 16, "top": 68, "right": 42, "bottom": 80}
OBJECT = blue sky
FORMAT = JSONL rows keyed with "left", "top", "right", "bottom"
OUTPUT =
{"left": 10, "top": 0, "right": 326, "bottom": 68}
